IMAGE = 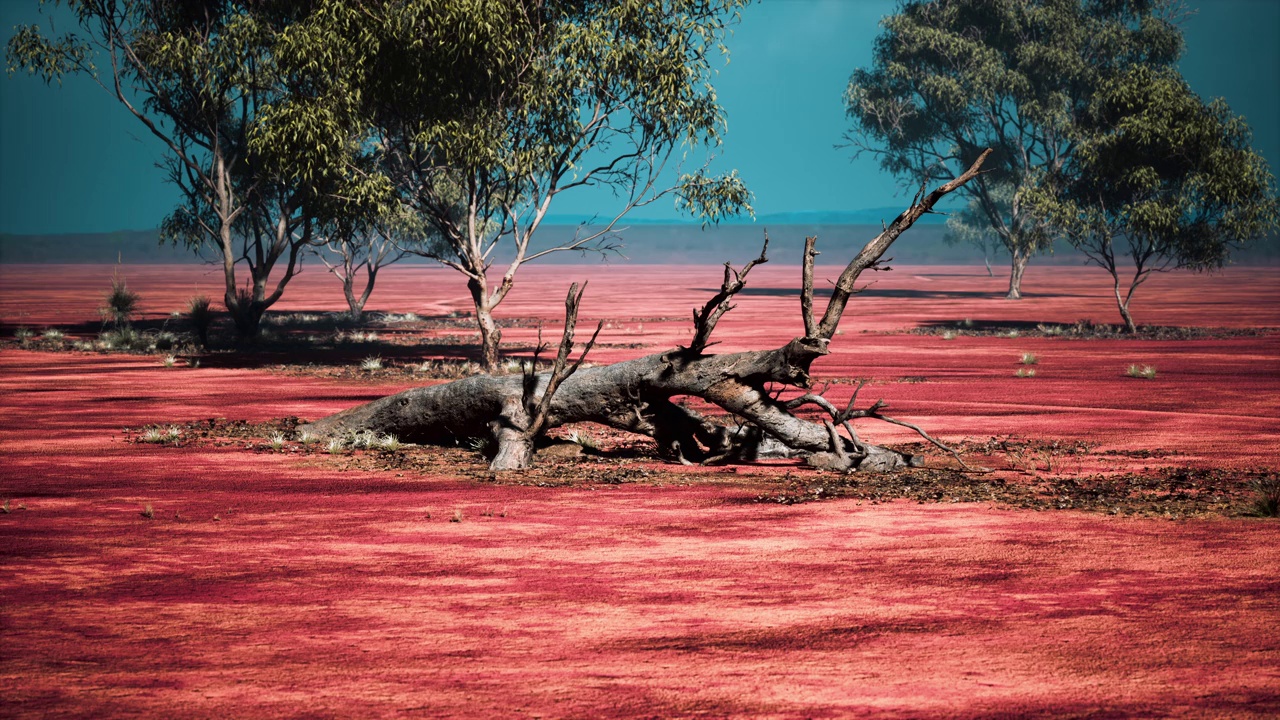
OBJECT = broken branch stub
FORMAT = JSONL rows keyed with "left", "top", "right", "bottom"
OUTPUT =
{"left": 302, "top": 150, "right": 992, "bottom": 472}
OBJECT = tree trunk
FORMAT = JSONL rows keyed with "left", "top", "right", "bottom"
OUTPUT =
{"left": 302, "top": 151, "right": 994, "bottom": 472}
{"left": 229, "top": 300, "right": 265, "bottom": 339}
{"left": 984, "top": 253, "right": 993, "bottom": 277}
{"left": 1113, "top": 275, "right": 1138, "bottom": 333}
{"left": 468, "top": 276, "right": 502, "bottom": 372}
{"left": 1006, "top": 249, "right": 1030, "bottom": 300}
{"left": 343, "top": 276, "right": 365, "bottom": 323}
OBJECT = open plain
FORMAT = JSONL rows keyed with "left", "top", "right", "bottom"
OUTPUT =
{"left": 2, "top": 262, "right": 1278, "bottom": 718}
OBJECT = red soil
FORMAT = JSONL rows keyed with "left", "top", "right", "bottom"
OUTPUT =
{"left": 2, "top": 263, "right": 1278, "bottom": 718}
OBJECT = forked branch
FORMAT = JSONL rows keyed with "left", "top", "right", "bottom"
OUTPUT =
{"left": 525, "top": 282, "right": 603, "bottom": 438}
{"left": 687, "top": 233, "right": 770, "bottom": 354}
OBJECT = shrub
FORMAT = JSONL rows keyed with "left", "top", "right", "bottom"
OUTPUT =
{"left": 378, "top": 434, "right": 402, "bottom": 452}
{"left": 14, "top": 327, "right": 33, "bottom": 342}
{"left": 1248, "top": 476, "right": 1279, "bottom": 518}
{"left": 941, "top": 330, "right": 957, "bottom": 341}
{"left": 187, "top": 296, "right": 214, "bottom": 347}
{"left": 42, "top": 328, "right": 65, "bottom": 342}
{"left": 102, "top": 273, "right": 140, "bottom": 327}
{"left": 360, "top": 355, "right": 384, "bottom": 371}
{"left": 1015, "top": 368, "right": 1036, "bottom": 378}
{"left": 564, "top": 430, "right": 600, "bottom": 451}
{"left": 1020, "top": 352, "right": 1038, "bottom": 365}
{"left": 267, "top": 433, "right": 286, "bottom": 450}
{"left": 1127, "top": 364, "right": 1157, "bottom": 379}
{"left": 161, "top": 354, "right": 177, "bottom": 368}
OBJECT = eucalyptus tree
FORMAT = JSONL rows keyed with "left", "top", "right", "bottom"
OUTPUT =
{"left": 845, "top": 0, "right": 1184, "bottom": 299}
{"left": 310, "top": 211, "right": 417, "bottom": 323}
{"left": 270, "top": 0, "right": 753, "bottom": 370}
{"left": 7, "top": 0, "right": 326, "bottom": 338}
{"left": 1026, "top": 66, "right": 1279, "bottom": 332}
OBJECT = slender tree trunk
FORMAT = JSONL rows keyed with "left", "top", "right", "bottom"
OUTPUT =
{"left": 984, "top": 253, "right": 993, "bottom": 277}
{"left": 468, "top": 277, "right": 502, "bottom": 371}
{"left": 1006, "top": 249, "right": 1030, "bottom": 299}
{"left": 1113, "top": 274, "right": 1138, "bottom": 333}
{"left": 342, "top": 275, "right": 364, "bottom": 323}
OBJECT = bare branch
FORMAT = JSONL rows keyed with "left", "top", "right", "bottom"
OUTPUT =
{"left": 687, "top": 232, "right": 770, "bottom": 354}
{"left": 527, "top": 282, "right": 603, "bottom": 438}
{"left": 815, "top": 148, "right": 992, "bottom": 339}
{"left": 801, "top": 236, "right": 819, "bottom": 337}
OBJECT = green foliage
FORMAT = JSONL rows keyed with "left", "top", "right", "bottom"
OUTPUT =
{"left": 261, "top": 0, "right": 751, "bottom": 368}
{"left": 8, "top": 2, "right": 334, "bottom": 339}
{"left": 1026, "top": 65, "right": 1280, "bottom": 328}
{"left": 847, "top": 0, "right": 1185, "bottom": 283}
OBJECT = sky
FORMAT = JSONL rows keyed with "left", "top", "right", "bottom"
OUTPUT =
{"left": 1, "top": 0, "right": 1277, "bottom": 235}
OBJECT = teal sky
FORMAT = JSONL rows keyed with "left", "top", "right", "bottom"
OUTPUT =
{"left": 1, "top": 0, "right": 1277, "bottom": 234}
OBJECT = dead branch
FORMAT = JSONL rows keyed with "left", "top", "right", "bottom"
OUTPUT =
{"left": 801, "top": 235, "right": 818, "bottom": 337}
{"left": 687, "top": 233, "right": 769, "bottom": 354}
{"left": 815, "top": 149, "right": 992, "bottom": 339}
{"left": 529, "top": 282, "right": 603, "bottom": 438}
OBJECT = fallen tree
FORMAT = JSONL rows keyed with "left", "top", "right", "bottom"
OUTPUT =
{"left": 303, "top": 151, "right": 991, "bottom": 471}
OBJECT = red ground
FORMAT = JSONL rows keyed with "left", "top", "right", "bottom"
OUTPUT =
{"left": 2, "top": 263, "right": 1278, "bottom": 718}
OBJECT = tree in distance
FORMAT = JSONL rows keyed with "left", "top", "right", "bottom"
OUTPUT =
{"left": 1026, "top": 66, "right": 1279, "bottom": 332}
{"left": 845, "top": 0, "right": 1184, "bottom": 299}
{"left": 264, "top": 0, "right": 754, "bottom": 371}
{"left": 7, "top": 1, "right": 385, "bottom": 339}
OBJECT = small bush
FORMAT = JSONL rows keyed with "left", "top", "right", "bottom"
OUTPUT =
{"left": 141, "top": 503, "right": 154, "bottom": 519}
{"left": 42, "top": 328, "right": 65, "bottom": 342}
{"left": 14, "top": 327, "right": 33, "bottom": 342}
{"left": 100, "top": 326, "right": 144, "bottom": 351}
{"left": 153, "top": 331, "right": 179, "bottom": 350}
{"left": 102, "top": 273, "right": 140, "bottom": 327}
{"left": 1037, "top": 324, "right": 1064, "bottom": 336}
{"left": 1248, "top": 476, "right": 1279, "bottom": 517}
{"left": 1127, "top": 364, "right": 1157, "bottom": 380}
{"left": 941, "top": 330, "right": 957, "bottom": 341}
{"left": 450, "top": 509, "right": 463, "bottom": 523}
{"left": 326, "top": 439, "right": 345, "bottom": 454}
{"left": 378, "top": 434, "right": 402, "bottom": 452}
{"left": 360, "top": 355, "right": 384, "bottom": 371}
{"left": 297, "top": 430, "right": 317, "bottom": 446}
{"left": 564, "top": 430, "right": 599, "bottom": 451}
{"left": 161, "top": 354, "right": 177, "bottom": 368}
{"left": 1020, "top": 352, "right": 1038, "bottom": 365}
{"left": 267, "top": 433, "right": 286, "bottom": 450}
{"left": 1015, "top": 368, "right": 1036, "bottom": 378}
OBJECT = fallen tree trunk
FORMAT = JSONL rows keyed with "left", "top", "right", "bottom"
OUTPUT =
{"left": 303, "top": 150, "right": 992, "bottom": 471}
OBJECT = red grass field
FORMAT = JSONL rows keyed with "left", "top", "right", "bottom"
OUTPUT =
{"left": 2, "top": 262, "right": 1279, "bottom": 718}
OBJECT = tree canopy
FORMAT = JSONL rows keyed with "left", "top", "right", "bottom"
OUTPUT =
{"left": 845, "top": 0, "right": 1185, "bottom": 299}
{"left": 6, "top": 0, "right": 348, "bottom": 338}
{"left": 257, "top": 0, "right": 754, "bottom": 369}
{"left": 1026, "top": 65, "right": 1279, "bottom": 331}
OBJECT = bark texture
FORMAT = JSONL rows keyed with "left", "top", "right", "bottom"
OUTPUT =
{"left": 303, "top": 151, "right": 993, "bottom": 471}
